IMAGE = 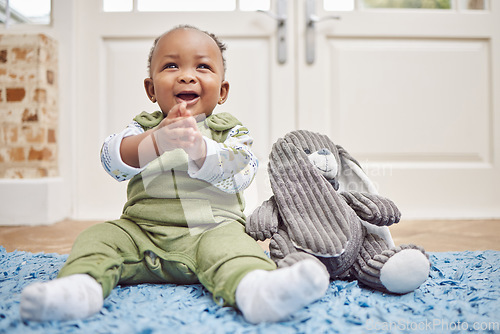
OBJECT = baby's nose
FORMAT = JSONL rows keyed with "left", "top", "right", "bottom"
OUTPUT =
{"left": 178, "top": 70, "right": 196, "bottom": 83}
{"left": 317, "top": 148, "right": 331, "bottom": 155}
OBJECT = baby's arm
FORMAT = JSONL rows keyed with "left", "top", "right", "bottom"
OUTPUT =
{"left": 188, "top": 125, "right": 258, "bottom": 194}
{"left": 100, "top": 121, "right": 146, "bottom": 181}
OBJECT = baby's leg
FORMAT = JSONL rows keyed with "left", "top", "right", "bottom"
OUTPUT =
{"left": 20, "top": 220, "right": 141, "bottom": 321}
{"left": 196, "top": 222, "right": 329, "bottom": 323}
{"left": 20, "top": 274, "right": 103, "bottom": 321}
{"left": 235, "top": 259, "right": 329, "bottom": 323}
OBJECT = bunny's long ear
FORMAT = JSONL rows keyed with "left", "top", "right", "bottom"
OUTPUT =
{"left": 336, "top": 145, "right": 395, "bottom": 247}
{"left": 268, "top": 138, "right": 358, "bottom": 257}
{"left": 337, "top": 145, "right": 377, "bottom": 194}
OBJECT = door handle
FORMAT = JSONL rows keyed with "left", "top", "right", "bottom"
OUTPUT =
{"left": 258, "top": 0, "right": 287, "bottom": 64}
{"left": 306, "top": 0, "right": 340, "bottom": 65}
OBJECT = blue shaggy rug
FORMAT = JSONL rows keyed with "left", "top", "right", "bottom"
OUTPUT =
{"left": 1, "top": 246, "right": 499, "bottom": 333}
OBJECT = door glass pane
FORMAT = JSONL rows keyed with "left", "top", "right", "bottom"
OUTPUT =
{"left": 361, "top": 0, "right": 451, "bottom": 9}
{"left": 103, "top": 0, "right": 133, "bottom": 12}
{"left": 137, "top": 0, "right": 236, "bottom": 11}
{"left": 239, "top": 0, "right": 270, "bottom": 11}
{"left": 2, "top": 0, "right": 51, "bottom": 24}
{"left": 324, "top": 0, "right": 355, "bottom": 11}
{"left": 461, "top": 0, "right": 486, "bottom": 10}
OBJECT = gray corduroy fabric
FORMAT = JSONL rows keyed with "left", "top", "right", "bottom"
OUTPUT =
{"left": 246, "top": 197, "right": 280, "bottom": 241}
{"left": 269, "top": 138, "right": 355, "bottom": 256}
{"left": 340, "top": 192, "right": 400, "bottom": 226}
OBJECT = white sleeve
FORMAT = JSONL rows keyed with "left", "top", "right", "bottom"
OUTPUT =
{"left": 188, "top": 125, "right": 258, "bottom": 193}
{"left": 100, "top": 121, "right": 145, "bottom": 181}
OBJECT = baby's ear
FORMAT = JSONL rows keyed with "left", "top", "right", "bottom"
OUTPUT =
{"left": 144, "top": 78, "right": 156, "bottom": 103}
{"left": 218, "top": 80, "right": 230, "bottom": 105}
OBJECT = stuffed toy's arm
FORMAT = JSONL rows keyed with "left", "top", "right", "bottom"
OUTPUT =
{"left": 246, "top": 197, "right": 280, "bottom": 241}
{"left": 340, "top": 191, "right": 401, "bottom": 226}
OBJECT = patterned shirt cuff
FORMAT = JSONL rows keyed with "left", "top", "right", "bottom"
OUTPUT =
{"left": 101, "top": 126, "right": 145, "bottom": 181}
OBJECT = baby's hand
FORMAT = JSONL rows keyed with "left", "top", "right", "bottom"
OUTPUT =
{"left": 153, "top": 102, "right": 206, "bottom": 164}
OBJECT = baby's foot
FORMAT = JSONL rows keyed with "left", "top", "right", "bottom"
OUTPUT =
{"left": 235, "top": 259, "right": 329, "bottom": 323}
{"left": 20, "top": 274, "right": 103, "bottom": 321}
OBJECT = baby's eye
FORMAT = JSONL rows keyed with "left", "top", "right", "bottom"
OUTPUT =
{"left": 197, "top": 63, "right": 212, "bottom": 70}
{"left": 163, "top": 63, "right": 178, "bottom": 70}
{"left": 304, "top": 148, "right": 311, "bottom": 154}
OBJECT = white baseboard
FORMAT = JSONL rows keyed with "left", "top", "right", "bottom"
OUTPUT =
{"left": 0, "top": 177, "right": 70, "bottom": 226}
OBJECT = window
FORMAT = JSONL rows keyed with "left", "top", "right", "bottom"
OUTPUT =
{"left": 0, "top": 0, "right": 51, "bottom": 26}
{"left": 361, "top": 0, "right": 452, "bottom": 9}
{"left": 460, "top": 0, "right": 487, "bottom": 9}
{"left": 323, "top": 0, "right": 487, "bottom": 11}
{"left": 103, "top": 0, "right": 270, "bottom": 12}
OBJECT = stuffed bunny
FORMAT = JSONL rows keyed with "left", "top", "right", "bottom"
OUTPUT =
{"left": 246, "top": 130, "right": 430, "bottom": 294}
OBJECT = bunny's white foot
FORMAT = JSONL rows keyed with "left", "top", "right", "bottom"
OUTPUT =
{"left": 380, "top": 248, "right": 430, "bottom": 294}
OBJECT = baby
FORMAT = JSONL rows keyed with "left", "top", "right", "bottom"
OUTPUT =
{"left": 20, "top": 25, "right": 329, "bottom": 324}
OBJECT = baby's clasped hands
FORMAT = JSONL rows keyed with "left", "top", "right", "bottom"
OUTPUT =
{"left": 153, "top": 101, "right": 207, "bottom": 166}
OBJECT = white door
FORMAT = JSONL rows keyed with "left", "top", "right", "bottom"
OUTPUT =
{"left": 74, "top": 0, "right": 500, "bottom": 220}
{"left": 297, "top": 0, "right": 500, "bottom": 219}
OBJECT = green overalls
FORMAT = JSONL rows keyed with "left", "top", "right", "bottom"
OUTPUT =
{"left": 58, "top": 112, "right": 276, "bottom": 307}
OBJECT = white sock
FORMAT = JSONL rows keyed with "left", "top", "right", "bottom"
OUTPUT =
{"left": 235, "top": 259, "right": 329, "bottom": 324}
{"left": 20, "top": 274, "right": 103, "bottom": 321}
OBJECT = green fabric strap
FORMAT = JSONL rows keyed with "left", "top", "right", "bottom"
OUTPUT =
{"left": 134, "top": 111, "right": 164, "bottom": 130}
{"left": 205, "top": 112, "right": 241, "bottom": 131}
{"left": 133, "top": 111, "right": 241, "bottom": 135}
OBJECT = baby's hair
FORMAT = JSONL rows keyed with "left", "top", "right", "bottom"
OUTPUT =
{"left": 147, "top": 25, "right": 227, "bottom": 77}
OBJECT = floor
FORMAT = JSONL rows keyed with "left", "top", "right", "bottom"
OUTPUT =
{"left": 0, "top": 219, "right": 499, "bottom": 254}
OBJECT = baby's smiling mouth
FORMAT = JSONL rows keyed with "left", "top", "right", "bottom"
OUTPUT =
{"left": 176, "top": 92, "right": 199, "bottom": 102}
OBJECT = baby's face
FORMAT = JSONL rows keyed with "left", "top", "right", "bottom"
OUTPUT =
{"left": 146, "top": 28, "right": 228, "bottom": 117}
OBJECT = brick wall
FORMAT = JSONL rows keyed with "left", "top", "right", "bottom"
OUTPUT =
{"left": 0, "top": 34, "right": 58, "bottom": 178}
